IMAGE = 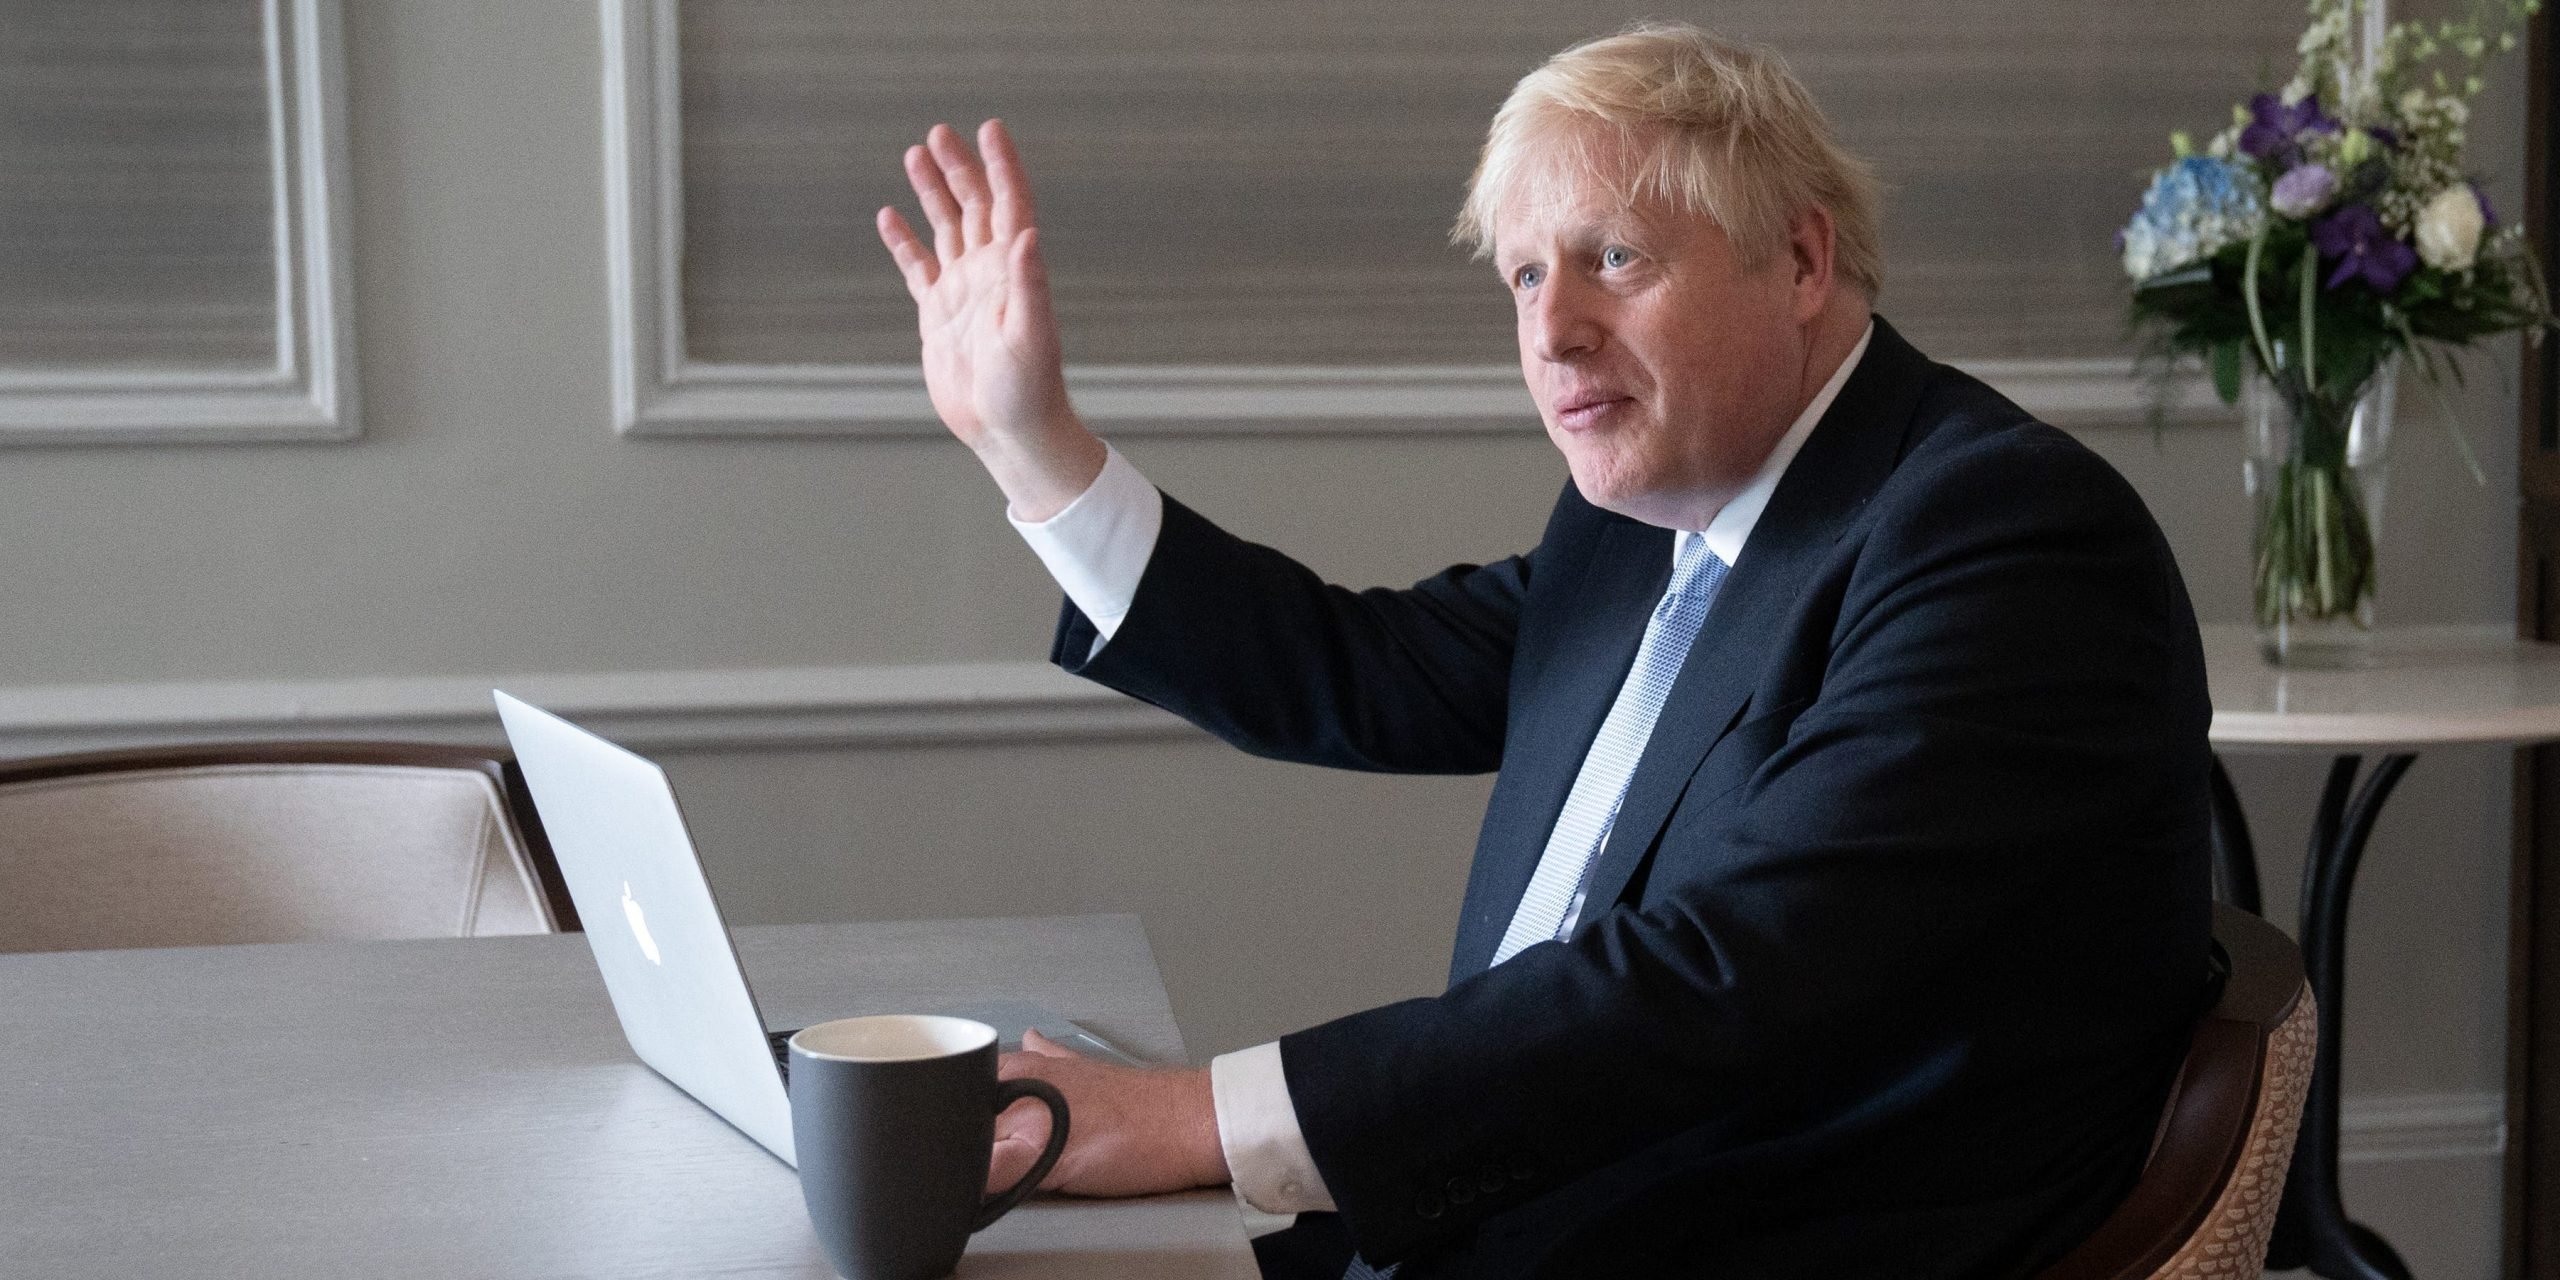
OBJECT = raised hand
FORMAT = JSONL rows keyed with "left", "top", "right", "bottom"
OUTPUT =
{"left": 878, "top": 120, "right": 1104, "bottom": 521}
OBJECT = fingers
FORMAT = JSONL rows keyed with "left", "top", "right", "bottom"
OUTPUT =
{"left": 981, "top": 119, "right": 1035, "bottom": 242}
{"left": 1006, "top": 227, "right": 1052, "bottom": 333}
{"left": 876, "top": 207, "right": 935, "bottom": 298}
{"left": 1021, "top": 1027, "right": 1081, "bottom": 1058}
{"left": 998, "top": 1092, "right": 1060, "bottom": 1139}
{"left": 887, "top": 120, "right": 1044, "bottom": 315}
{"left": 987, "top": 1131, "right": 1043, "bottom": 1195}
{"left": 989, "top": 1093, "right": 1062, "bottom": 1193}
{"left": 926, "top": 123, "right": 996, "bottom": 252}
{"left": 903, "top": 143, "right": 963, "bottom": 267}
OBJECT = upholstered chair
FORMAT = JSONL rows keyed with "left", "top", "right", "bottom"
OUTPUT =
{"left": 0, "top": 743, "right": 578, "bottom": 953}
{"left": 2035, "top": 904, "right": 2316, "bottom": 1280}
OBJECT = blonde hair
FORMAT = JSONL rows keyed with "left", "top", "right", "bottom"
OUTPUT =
{"left": 1455, "top": 22, "right": 1885, "bottom": 299}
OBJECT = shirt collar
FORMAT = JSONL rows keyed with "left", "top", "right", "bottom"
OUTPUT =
{"left": 1693, "top": 319, "right": 1874, "bottom": 568}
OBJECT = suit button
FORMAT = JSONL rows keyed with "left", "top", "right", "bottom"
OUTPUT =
{"left": 1415, "top": 1191, "right": 1445, "bottom": 1220}
{"left": 1507, "top": 1153, "right": 1538, "bottom": 1182}
{"left": 1445, "top": 1175, "right": 1476, "bottom": 1206}
{"left": 1479, "top": 1166, "right": 1507, "bottom": 1193}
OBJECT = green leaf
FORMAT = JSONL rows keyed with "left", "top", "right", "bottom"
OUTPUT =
{"left": 2212, "top": 339, "right": 2243, "bottom": 404}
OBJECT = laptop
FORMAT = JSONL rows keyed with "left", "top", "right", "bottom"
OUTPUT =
{"left": 493, "top": 690, "right": 1137, "bottom": 1168}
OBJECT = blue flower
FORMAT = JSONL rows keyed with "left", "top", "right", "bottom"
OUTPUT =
{"left": 2120, "top": 155, "right": 2266, "bottom": 280}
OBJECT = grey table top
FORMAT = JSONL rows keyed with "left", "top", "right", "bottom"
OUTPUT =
{"left": 0, "top": 915, "right": 1256, "bottom": 1279}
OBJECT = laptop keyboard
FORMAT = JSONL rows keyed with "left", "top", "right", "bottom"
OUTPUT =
{"left": 768, "top": 1029, "right": 797, "bottom": 1085}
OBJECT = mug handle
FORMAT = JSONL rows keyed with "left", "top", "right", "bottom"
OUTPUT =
{"left": 972, "top": 1078, "right": 1071, "bottom": 1232}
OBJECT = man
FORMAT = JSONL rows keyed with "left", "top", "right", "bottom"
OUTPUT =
{"left": 876, "top": 23, "right": 2212, "bottom": 1280}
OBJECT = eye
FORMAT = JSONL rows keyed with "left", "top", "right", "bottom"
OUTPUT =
{"left": 1512, "top": 263, "right": 1545, "bottom": 290}
{"left": 1601, "top": 245, "right": 1636, "bottom": 270}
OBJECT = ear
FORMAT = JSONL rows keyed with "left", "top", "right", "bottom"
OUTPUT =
{"left": 1785, "top": 204, "right": 1837, "bottom": 324}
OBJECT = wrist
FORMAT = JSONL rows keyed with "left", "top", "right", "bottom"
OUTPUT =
{"left": 974, "top": 412, "right": 1104, "bottom": 523}
{"left": 1180, "top": 1067, "right": 1230, "bottom": 1188}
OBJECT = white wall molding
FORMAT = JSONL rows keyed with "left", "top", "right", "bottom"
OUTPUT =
{"left": 2341, "top": 1090, "right": 2507, "bottom": 1165}
{"left": 1965, "top": 358, "right": 2229, "bottom": 429}
{"left": 0, "top": 661, "right": 1193, "bottom": 758}
{"left": 0, "top": 0, "right": 359, "bottom": 445}
{"left": 598, "top": 0, "right": 2215, "bottom": 440}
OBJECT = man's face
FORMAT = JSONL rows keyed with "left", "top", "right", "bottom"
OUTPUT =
{"left": 1493, "top": 155, "right": 1815, "bottom": 530}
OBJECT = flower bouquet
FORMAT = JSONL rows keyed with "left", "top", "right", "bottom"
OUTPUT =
{"left": 2121, "top": 0, "right": 2551, "bottom": 665}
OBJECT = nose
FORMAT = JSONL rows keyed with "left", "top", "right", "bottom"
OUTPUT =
{"left": 1525, "top": 273, "right": 1601, "bottom": 364}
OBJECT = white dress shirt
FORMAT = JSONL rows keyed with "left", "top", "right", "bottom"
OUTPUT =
{"left": 1006, "top": 323, "right": 1874, "bottom": 1222}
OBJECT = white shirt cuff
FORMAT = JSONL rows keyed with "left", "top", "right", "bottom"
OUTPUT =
{"left": 1006, "top": 443, "right": 1163, "bottom": 643}
{"left": 1210, "top": 1040, "right": 1336, "bottom": 1219}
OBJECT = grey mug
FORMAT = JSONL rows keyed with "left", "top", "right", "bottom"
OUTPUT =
{"left": 789, "top": 1015, "right": 1070, "bottom": 1280}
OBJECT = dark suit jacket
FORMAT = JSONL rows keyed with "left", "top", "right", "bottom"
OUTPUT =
{"left": 1052, "top": 316, "right": 2214, "bottom": 1279}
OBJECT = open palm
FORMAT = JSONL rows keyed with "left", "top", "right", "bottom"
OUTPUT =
{"left": 877, "top": 120, "right": 1071, "bottom": 455}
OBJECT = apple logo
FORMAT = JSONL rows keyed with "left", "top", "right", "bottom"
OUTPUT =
{"left": 622, "top": 881, "right": 662, "bottom": 965}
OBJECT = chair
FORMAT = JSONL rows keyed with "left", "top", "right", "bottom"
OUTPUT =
{"left": 0, "top": 742, "right": 580, "bottom": 953}
{"left": 2034, "top": 904, "right": 2316, "bottom": 1280}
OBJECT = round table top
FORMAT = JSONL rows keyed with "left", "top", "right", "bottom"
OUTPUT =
{"left": 2205, "top": 624, "right": 2560, "bottom": 750}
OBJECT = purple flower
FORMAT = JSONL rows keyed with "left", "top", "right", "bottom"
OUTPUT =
{"left": 2475, "top": 183, "right": 2500, "bottom": 229}
{"left": 2239, "top": 92, "right": 2341, "bottom": 162}
{"left": 2313, "top": 204, "right": 2418, "bottom": 293}
{"left": 2270, "top": 164, "right": 2337, "bottom": 218}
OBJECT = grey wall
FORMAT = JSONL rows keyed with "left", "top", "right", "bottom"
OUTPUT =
{"left": 0, "top": 2, "right": 2526, "bottom": 1274}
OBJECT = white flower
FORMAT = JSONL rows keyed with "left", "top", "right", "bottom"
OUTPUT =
{"left": 2416, "top": 185, "right": 2486, "bottom": 271}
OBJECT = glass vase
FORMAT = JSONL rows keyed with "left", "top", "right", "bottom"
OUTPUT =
{"left": 2242, "top": 348, "right": 2397, "bottom": 668}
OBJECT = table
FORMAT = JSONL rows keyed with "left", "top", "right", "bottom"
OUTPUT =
{"left": 2203, "top": 625, "right": 2560, "bottom": 1280}
{"left": 0, "top": 914, "right": 1258, "bottom": 1279}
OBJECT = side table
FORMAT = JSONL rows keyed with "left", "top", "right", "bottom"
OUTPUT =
{"left": 2203, "top": 624, "right": 2560, "bottom": 1280}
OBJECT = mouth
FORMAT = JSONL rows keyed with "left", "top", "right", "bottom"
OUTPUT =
{"left": 1553, "top": 394, "right": 1634, "bottom": 432}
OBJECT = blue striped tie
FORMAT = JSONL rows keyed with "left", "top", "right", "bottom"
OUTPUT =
{"left": 1490, "top": 531, "right": 1727, "bottom": 966}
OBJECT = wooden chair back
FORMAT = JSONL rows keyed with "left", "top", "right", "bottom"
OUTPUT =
{"left": 2034, "top": 904, "right": 2314, "bottom": 1280}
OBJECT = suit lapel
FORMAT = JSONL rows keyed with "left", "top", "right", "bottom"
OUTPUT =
{"left": 1566, "top": 317, "right": 1933, "bottom": 923}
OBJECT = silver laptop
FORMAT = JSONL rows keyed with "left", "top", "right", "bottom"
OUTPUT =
{"left": 493, "top": 691, "right": 1135, "bottom": 1168}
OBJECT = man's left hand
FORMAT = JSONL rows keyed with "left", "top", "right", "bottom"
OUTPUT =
{"left": 987, "top": 1030, "right": 1230, "bottom": 1197}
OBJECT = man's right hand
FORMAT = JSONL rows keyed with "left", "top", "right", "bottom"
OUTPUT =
{"left": 878, "top": 120, "right": 1105, "bottom": 521}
